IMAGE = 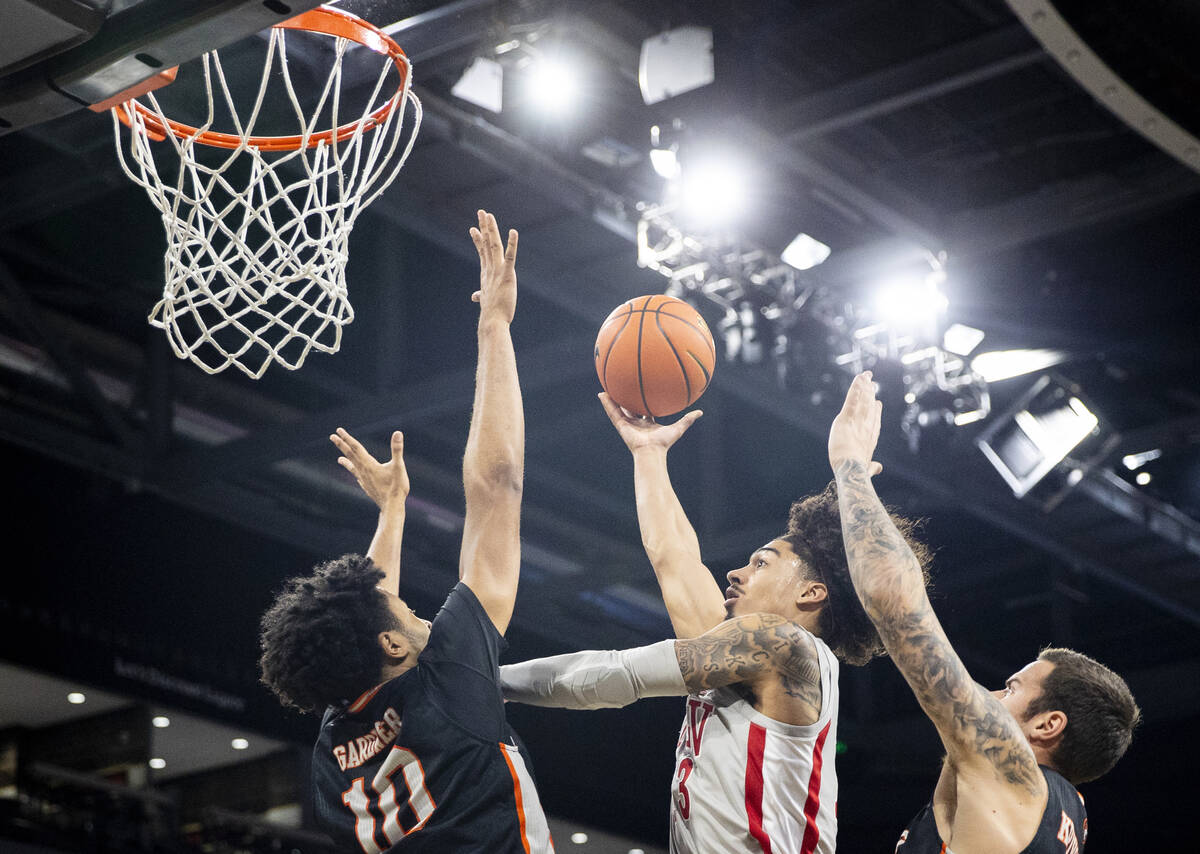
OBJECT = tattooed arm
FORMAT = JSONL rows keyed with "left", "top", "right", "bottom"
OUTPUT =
{"left": 500, "top": 613, "right": 820, "bottom": 712}
{"left": 828, "top": 373, "right": 1044, "bottom": 798}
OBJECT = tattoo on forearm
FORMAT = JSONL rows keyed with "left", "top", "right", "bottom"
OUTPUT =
{"left": 675, "top": 614, "right": 822, "bottom": 709}
{"left": 834, "top": 460, "right": 1041, "bottom": 794}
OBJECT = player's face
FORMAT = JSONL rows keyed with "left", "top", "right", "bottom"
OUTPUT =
{"left": 724, "top": 539, "right": 807, "bottom": 619}
{"left": 383, "top": 591, "right": 432, "bottom": 657}
{"left": 993, "top": 658, "right": 1055, "bottom": 723}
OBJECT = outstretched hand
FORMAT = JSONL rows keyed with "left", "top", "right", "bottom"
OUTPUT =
{"left": 331, "top": 427, "right": 410, "bottom": 512}
{"left": 598, "top": 391, "right": 702, "bottom": 452}
{"left": 469, "top": 209, "right": 518, "bottom": 323}
{"left": 828, "top": 372, "right": 884, "bottom": 477}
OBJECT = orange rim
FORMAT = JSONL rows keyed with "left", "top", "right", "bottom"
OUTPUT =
{"left": 114, "top": 6, "right": 411, "bottom": 151}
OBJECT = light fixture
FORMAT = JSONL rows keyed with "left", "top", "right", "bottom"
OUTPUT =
{"left": 970, "top": 348, "right": 1065, "bottom": 382}
{"left": 67, "top": 692, "right": 85, "bottom": 704}
{"left": 1123, "top": 448, "right": 1162, "bottom": 470}
{"left": 451, "top": 56, "right": 503, "bottom": 113}
{"left": 872, "top": 271, "right": 948, "bottom": 329}
{"left": 678, "top": 155, "right": 749, "bottom": 224}
{"left": 781, "top": 233, "right": 832, "bottom": 271}
{"left": 639, "top": 25, "right": 714, "bottom": 105}
{"left": 650, "top": 119, "right": 686, "bottom": 180}
{"left": 942, "top": 323, "right": 985, "bottom": 356}
{"left": 152, "top": 716, "right": 170, "bottom": 728}
{"left": 526, "top": 57, "right": 580, "bottom": 116}
{"left": 231, "top": 737, "right": 249, "bottom": 750}
{"left": 1136, "top": 471, "right": 1152, "bottom": 486}
{"left": 570, "top": 832, "right": 588, "bottom": 844}
{"left": 977, "top": 375, "right": 1103, "bottom": 499}
{"left": 149, "top": 757, "right": 166, "bottom": 769}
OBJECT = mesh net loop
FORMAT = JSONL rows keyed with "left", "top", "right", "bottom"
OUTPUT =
{"left": 112, "top": 7, "right": 421, "bottom": 378}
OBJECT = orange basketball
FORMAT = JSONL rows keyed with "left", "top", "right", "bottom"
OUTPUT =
{"left": 594, "top": 295, "right": 716, "bottom": 418}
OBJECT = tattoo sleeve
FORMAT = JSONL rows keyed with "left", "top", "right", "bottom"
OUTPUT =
{"left": 674, "top": 613, "right": 822, "bottom": 708}
{"left": 833, "top": 459, "right": 1042, "bottom": 793}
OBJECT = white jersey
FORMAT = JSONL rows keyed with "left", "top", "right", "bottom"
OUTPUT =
{"left": 669, "top": 632, "right": 840, "bottom": 854}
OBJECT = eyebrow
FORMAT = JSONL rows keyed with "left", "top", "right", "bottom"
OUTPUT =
{"left": 1005, "top": 677, "right": 1021, "bottom": 689}
{"left": 754, "top": 547, "right": 781, "bottom": 558}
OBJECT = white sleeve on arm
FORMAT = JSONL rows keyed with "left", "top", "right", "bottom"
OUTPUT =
{"left": 499, "top": 640, "right": 686, "bottom": 709}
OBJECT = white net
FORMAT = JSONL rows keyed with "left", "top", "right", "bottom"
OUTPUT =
{"left": 112, "top": 17, "right": 421, "bottom": 378}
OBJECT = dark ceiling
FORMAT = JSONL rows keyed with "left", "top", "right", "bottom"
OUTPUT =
{"left": 1, "top": 0, "right": 1198, "bottom": 850}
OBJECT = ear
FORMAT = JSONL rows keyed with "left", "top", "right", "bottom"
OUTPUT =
{"left": 377, "top": 630, "right": 410, "bottom": 665}
{"left": 795, "top": 579, "right": 828, "bottom": 610}
{"left": 1028, "top": 709, "right": 1068, "bottom": 747}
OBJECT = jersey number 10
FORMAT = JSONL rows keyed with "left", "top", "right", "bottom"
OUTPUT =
{"left": 342, "top": 746, "right": 437, "bottom": 853}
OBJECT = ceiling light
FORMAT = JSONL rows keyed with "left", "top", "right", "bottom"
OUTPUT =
{"left": 149, "top": 757, "right": 166, "bottom": 769}
{"left": 650, "top": 147, "right": 680, "bottom": 179}
{"left": 526, "top": 58, "right": 579, "bottom": 116}
{"left": 872, "top": 273, "right": 948, "bottom": 327}
{"left": 67, "top": 692, "right": 85, "bottom": 704}
{"left": 451, "top": 56, "right": 503, "bottom": 113}
{"left": 977, "top": 376, "right": 1101, "bottom": 498}
{"left": 570, "top": 832, "right": 588, "bottom": 844}
{"left": 679, "top": 157, "right": 748, "bottom": 223}
{"left": 781, "top": 233, "right": 832, "bottom": 271}
{"left": 970, "top": 349, "right": 1065, "bottom": 382}
{"left": 942, "top": 323, "right": 986, "bottom": 356}
{"left": 152, "top": 716, "right": 170, "bottom": 728}
{"left": 1123, "top": 449, "right": 1162, "bottom": 470}
{"left": 1136, "top": 471, "right": 1152, "bottom": 485}
{"left": 639, "top": 25, "right": 714, "bottom": 105}
{"left": 231, "top": 737, "right": 249, "bottom": 750}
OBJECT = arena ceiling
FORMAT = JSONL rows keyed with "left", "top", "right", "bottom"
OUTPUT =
{"left": 1, "top": 0, "right": 1198, "bottom": 849}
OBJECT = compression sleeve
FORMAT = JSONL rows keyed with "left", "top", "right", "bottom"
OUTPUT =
{"left": 499, "top": 640, "right": 686, "bottom": 709}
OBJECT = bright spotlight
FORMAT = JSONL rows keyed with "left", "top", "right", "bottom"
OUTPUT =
{"left": 873, "top": 273, "right": 948, "bottom": 327}
{"left": 650, "top": 147, "right": 680, "bottom": 179}
{"left": 149, "top": 757, "right": 166, "bottom": 769}
{"left": 231, "top": 737, "right": 250, "bottom": 750}
{"left": 781, "top": 233, "right": 832, "bottom": 270}
{"left": 570, "top": 832, "right": 589, "bottom": 844}
{"left": 942, "top": 323, "right": 985, "bottom": 356}
{"left": 1122, "top": 448, "right": 1162, "bottom": 470}
{"left": 679, "top": 157, "right": 748, "bottom": 223}
{"left": 1136, "top": 471, "right": 1152, "bottom": 486}
{"left": 152, "top": 716, "right": 170, "bottom": 728}
{"left": 67, "top": 692, "right": 85, "bottom": 705}
{"left": 526, "top": 58, "right": 579, "bottom": 116}
{"left": 971, "top": 349, "right": 1065, "bottom": 382}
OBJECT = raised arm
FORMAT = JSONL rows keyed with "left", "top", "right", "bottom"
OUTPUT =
{"left": 459, "top": 210, "right": 523, "bottom": 634}
{"left": 330, "top": 427, "right": 409, "bottom": 594}
{"left": 598, "top": 393, "right": 725, "bottom": 637}
{"left": 828, "top": 373, "right": 1043, "bottom": 796}
{"left": 500, "top": 613, "right": 820, "bottom": 711}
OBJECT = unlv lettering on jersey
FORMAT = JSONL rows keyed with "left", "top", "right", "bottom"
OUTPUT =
{"left": 1057, "top": 811, "right": 1079, "bottom": 854}
{"left": 677, "top": 697, "right": 715, "bottom": 755}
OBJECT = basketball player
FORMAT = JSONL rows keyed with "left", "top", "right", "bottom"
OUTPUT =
{"left": 258, "top": 210, "right": 554, "bottom": 853}
{"left": 501, "top": 394, "right": 932, "bottom": 854}
{"left": 828, "top": 371, "right": 1141, "bottom": 853}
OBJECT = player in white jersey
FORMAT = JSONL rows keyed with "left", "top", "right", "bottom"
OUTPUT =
{"left": 501, "top": 387, "right": 933, "bottom": 853}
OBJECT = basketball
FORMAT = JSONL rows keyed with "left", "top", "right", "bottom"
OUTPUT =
{"left": 594, "top": 295, "right": 716, "bottom": 418}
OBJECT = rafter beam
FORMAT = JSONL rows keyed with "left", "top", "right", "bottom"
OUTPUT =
{"left": 777, "top": 25, "right": 1045, "bottom": 142}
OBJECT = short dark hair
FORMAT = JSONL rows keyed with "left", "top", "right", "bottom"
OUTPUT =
{"left": 258, "top": 554, "right": 400, "bottom": 713}
{"left": 1026, "top": 647, "right": 1141, "bottom": 784}
{"left": 783, "top": 481, "right": 931, "bottom": 666}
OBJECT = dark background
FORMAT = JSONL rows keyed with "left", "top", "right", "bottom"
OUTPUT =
{"left": 1, "top": 0, "right": 1198, "bottom": 851}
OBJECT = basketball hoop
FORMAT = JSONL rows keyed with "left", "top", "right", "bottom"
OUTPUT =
{"left": 109, "top": 5, "right": 421, "bottom": 378}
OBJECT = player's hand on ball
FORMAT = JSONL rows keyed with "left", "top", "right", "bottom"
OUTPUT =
{"left": 828, "top": 372, "right": 884, "bottom": 477}
{"left": 469, "top": 209, "right": 518, "bottom": 323}
{"left": 331, "top": 428, "right": 410, "bottom": 511}
{"left": 598, "top": 391, "right": 702, "bottom": 452}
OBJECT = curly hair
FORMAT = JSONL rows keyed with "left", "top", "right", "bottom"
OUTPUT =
{"left": 783, "top": 480, "right": 931, "bottom": 666}
{"left": 258, "top": 554, "right": 402, "bottom": 713}
{"left": 1026, "top": 647, "right": 1141, "bottom": 784}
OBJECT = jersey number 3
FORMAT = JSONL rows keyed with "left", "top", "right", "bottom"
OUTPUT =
{"left": 342, "top": 746, "right": 437, "bottom": 853}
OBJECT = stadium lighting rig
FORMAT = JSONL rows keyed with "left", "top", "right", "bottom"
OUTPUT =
{"left": 635, "top": 203, "right": 990, "bottom": 452}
